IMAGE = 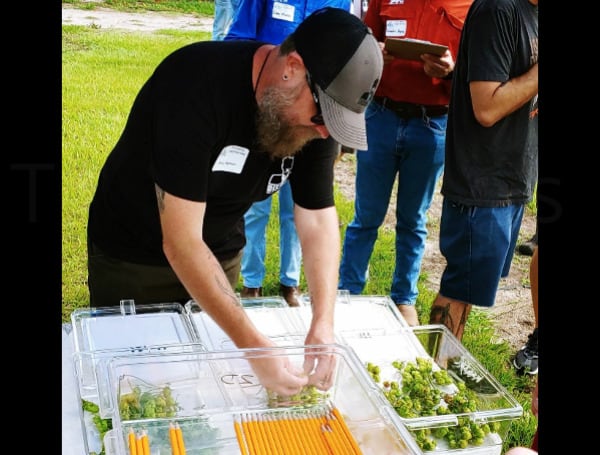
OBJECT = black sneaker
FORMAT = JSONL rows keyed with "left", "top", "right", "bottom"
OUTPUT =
{"left": 513, "top": 328, "right": 538, "bottom": 374}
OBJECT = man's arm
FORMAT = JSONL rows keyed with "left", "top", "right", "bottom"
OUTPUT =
{"left": 470, "top": 63, "right": 538, "bottom": 128}
{"left": 294, "top": 205, "right": 339, "bottom": 341}
{"left": 155, "top": 184, "right": 309, "bottom": 395}
{"left": 156, "top": 184, "right": 264, "bottom": 347}
{"left": 294, "top": 204, "right": 339, "bottom": 389}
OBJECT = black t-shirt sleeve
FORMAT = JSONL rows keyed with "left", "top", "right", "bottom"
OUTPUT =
{"left": 289, "top": 136, "right": 338, "bottom": 210}
{"left": 148, "top": 46, "right": 217, "bottom": 202}
{"left": 466, "top": 0, "right": 515, "bottom": 83}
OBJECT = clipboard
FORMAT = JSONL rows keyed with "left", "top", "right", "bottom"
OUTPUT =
{"left": 384, "top": 38, "right": 448, "bottom": 61}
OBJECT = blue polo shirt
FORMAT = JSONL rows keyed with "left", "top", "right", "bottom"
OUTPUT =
{"left": 225, "top": 0, "right": 351, "bottom": 44}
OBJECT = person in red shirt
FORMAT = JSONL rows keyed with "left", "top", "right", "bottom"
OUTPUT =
{"left": 339, "top": 0, "right": 471, "bottom": 325}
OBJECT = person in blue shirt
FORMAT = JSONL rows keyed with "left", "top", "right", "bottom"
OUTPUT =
{"left": 213, "top": 0, "right": 242, "bottom": 40}
{"left": 225, "top": 0, "right": 350, "bottom": 306}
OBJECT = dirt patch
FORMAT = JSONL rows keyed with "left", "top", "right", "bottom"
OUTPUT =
{"left": 334, "top": 153, "right": 536, "bottom": 351}
{"left": 62, "top": 5, "right": 213, "bottom": 32}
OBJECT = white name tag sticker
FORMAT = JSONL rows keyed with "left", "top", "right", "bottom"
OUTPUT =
{"left": 386, "top": 20, "right": 407, "bottom": 37}
{"left": 272, "top": 2, "right": 295, "bottom": 22}
{"left": 212, "top": 145, "right": 249, "bottom": 174}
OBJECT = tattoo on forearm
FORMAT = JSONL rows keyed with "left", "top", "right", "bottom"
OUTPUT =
{"left": 155, "top": 184, "right": 165, "bottom": 212}
{"left": 218, "top": 277, "right": 239, "bottom": 305}
{"left": 206, "top": 249, "right": 240, "bottom": 306}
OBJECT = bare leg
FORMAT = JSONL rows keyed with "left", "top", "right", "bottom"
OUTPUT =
{"left": 396, "top": 304, "right": 419, "bottom": 326}
{"left": 429, "top": 293, "right": 472, "bottom": 341}
{"left": 530, "top": 246, "right": 538, "bottom": 326}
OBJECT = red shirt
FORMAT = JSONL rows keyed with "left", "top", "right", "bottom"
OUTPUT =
{"left": 365, "top": 0, "right": 472, "bottom": 106}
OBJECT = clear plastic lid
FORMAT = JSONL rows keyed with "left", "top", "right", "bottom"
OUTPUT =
{"left": 104, "top": 344, "right": 424, "bottom": 455}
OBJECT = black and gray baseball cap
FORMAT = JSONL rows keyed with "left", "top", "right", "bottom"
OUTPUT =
{"left": 292, "top": 7, "right": 383, "bottom": 150}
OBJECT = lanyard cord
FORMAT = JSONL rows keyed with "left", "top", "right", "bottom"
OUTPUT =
{"left": 254, "top": 47, "right": 273, "bottom": 95}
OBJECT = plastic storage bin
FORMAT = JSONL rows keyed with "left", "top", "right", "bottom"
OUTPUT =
{"left": 338, "top": 325, "right": 523, "bottom": 455}
{"left": 70, "top": 301, "right": 202, "bottom": 453}
{"left": 101, "top": 344, "right": 425, "bottom": 455}
{"left": 72, "top": 301, "right": 200, "bottom": 405}
{"left": 297, "top": 290, "right": 410, "bottom": 331}
{"left": 185, "top": 297, "right": 306, "bottom": 351}
{"left": 186, "top": 292, "right": 410, "bottom": 352}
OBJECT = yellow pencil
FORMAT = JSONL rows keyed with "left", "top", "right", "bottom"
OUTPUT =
{"left": 296, "top": 414, "right": 319, "bottom": 455}
{"left": 323, "top": 417, "right": 349, "bottom": 455}
{"left": 316, "top": 422, "right": 336, "bottom": 455}
{"left": 141, "top": 430, "right": 150, "bottom": 455}
{"left": 234, "top": 417, "right": 250, "bottom": 455}
{"left": 135, "top": 432, "right": 144, "bottom": 455}
{"left": 256, "top": 414, "right": 278, "bottom": 455}
{"left": 169, "top": 422, "right": 180, "bottom": 455}
{"left": 307, "top": 414, "right": 330, "bottom": 453}
{"left": 242, "top": 414, "right": 259, "bottom": 455}
{"left": 267, "top": 416, "right": 292, "bottom": 455}
{"left": 291, "top": 413, "right": 309, "bottom": 453}
{"left": 263, "top": 415, "right": 284, "bottom": 455}
{"left": 253, "top": 415, "right": 271, "bottom": 455}
{"left": 281, "top": 413, "right": 303, "bottom": 454}
{"left": 330, "top": 407, "right": 362, "bottom": 454}
{"left": 175, "top": 423, "right": 187, "bottom": 455}
{"left": 128, "top": 428, "right": 137, "bottom": 455}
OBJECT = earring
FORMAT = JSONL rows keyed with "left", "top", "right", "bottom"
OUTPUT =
{"left": 282, "top": 74, "right": 289, "bottom": 81}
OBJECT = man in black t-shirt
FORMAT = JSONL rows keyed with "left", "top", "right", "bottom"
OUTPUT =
{"left": 428, "top": 0, "right": 538, "bottom": 341}
{"left": 86, "top": 8, "right": 383, "bottom": 395}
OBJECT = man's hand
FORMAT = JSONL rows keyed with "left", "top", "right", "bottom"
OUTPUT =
{"left": 247, "top": 347, "right": 309, "bottom": 396}
{"left": 302, "top": 320, "right": 337, "bottom": 391}
{"left": 421, "top": 49, "right": 454, "bottom": 79}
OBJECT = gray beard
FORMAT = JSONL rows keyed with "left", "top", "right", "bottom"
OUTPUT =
{"left": 256, "top": 86, "right": 319, "bottom": 159}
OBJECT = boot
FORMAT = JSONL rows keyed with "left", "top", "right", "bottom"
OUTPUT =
{"left": 429, "top": 293, "right": 472, "bottom": 341}
{"left": 279, "top": 284, "right": 301, "bottom": 307}
{"left": 241, "top": 286, "right": 262, "bottom": 298}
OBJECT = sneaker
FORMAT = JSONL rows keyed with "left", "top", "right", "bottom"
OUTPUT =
{"left": 513, "top": 328, "right": 538, "bottom": 374}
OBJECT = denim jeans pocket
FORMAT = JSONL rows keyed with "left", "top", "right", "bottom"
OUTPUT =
{"left": 425, "top": 115, "right": 448, "bottom": 133}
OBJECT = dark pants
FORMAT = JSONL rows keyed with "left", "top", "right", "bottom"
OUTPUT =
{"left": 87, "top": 238, "right": 242, "bottom": 307}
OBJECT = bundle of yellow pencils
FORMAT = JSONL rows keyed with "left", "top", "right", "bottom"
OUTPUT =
{"left": 234, "top": 405, "right": 362, "bottom": 455}
{"left": 169, "top": 422, "right": 187, "bottom": 455}
{"left": 128, "top": 428, "right": 150, "bottom": 455}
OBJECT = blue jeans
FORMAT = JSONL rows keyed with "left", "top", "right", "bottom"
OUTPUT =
{"left": 339, "top": 101, "right": 446, "bottom": 305}
{"left": 241, "top": 181, "right": 302, "bottom": 288}
{"left": 212, "top": 0, "right": 241, "bottom": 40}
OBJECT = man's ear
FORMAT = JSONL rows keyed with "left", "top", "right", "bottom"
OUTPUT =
{"left": 284, "top": 51, "right": 306, "bottom": 80}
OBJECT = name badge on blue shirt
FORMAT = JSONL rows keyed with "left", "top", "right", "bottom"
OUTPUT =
{"left": 272, "top": 2, "right": 295, "bottom": 22}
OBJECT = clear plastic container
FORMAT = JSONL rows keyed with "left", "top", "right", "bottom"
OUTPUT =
{"left": 70, "top": 300, "right": 201, "bottom": 452}
{"left": 71, "top": 301, "right": 197, "bottom": 354}
{"left": 185, "top": 298, "right": 306, "bottom": 351}
{"left": 101, "top": 344, "right": 424, "bottom": 455}
{"left": 338, "top": 325, "right": 523, "bottom": 455}
{"left": 297, "top": 290, "right": 410, "bottom": 331}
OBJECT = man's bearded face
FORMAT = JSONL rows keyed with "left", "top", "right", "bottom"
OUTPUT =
{"left": 256, "top": 86, "right": 321, "bottom": 159}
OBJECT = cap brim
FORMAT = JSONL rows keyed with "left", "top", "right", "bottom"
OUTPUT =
{"left": 317, "top": 85, "right": 368, "bottom": 150}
